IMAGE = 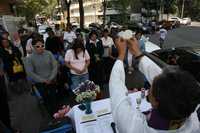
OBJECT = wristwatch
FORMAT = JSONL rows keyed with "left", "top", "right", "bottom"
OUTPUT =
{"left": 135, "top": 53, "right": 144, "bottom": 60}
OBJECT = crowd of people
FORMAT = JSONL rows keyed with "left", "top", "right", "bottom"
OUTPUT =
{"left": 0, "top": 23, "right": 148, "bottom": 132}
{"left": 1, "top": 22, "right": 196, "bottom": 133}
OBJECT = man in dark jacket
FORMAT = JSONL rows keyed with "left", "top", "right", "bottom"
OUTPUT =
{"left": 45, "top": 28, "right": 64, "bottom": 55}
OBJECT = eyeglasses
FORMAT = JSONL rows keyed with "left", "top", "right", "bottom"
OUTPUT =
{"left": 35, "top": 45, "right": 45, "bottom": 48}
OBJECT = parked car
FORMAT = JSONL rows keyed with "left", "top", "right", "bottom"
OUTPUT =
{"left": 169, "top": 17, "right": 182, "bottom": 28}
{"left": 89, "top": 23, "right": 101, "bottom": 30}
{"left": 182, "top": 18, "right": 191, "bottom": 25}
{"left": 159, "top": 20, "right": 179, "bottom": 30}
{"left": 169, "top": 17, "right": 182, "bottom": 23}
{"left": 145, "top": 46, "right": 200, "bottom": 82}
{"left": 109, "top": 22, "right": 122, "bottom": 29}
{"left": 145, "top": 40, "right": 161, "bottom": 53}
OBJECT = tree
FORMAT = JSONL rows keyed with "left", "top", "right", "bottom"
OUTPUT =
{"left": 78, "top": 0, "right": 84, "bottom": 29}
{"left": 177, "top": 0, "right": 200, "bottom": 20}
{"left": 112, "top": 0, "right": 133, "bottom": 24}
{"left": 103, "top": 0, "right": 107, "bottom": 27}
{"left": 16, "top": 0, "right": 57, "bottom": 22}
{"left": 42, "top": 0, "right": 58, "bottom": 18}
{"left": 163, "top": 0, "right": 177, "bottom": 20}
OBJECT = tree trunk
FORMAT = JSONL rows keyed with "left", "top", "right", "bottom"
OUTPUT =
{"left": 78, "top": 0, "right": 84, "bottom": 30}
{"left": 64, "top": 0, "right": 71, "bottom": 26}
{"left": 103, "top": 0, "right": 107, "bottom": 27}
{"left": 67, "top": 4, "right": 70, "bottom": 26}
{"left": 181, "top": 0, "right": 185, "bottom": 18}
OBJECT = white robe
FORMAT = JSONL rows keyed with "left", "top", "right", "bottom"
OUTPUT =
{"left": 109, "top": 56, "right": 200, "bottom": 133}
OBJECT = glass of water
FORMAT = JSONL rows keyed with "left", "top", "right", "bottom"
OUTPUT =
{"left": 136, "top": 98, "right": 142, "bottom": 110}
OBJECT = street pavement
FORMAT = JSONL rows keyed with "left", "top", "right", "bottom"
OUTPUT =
{"left": 8, "top": 25, "right": 200, "bottom": 133}
{"left": 149, "top": 25, "right": 200, "bottom": 49}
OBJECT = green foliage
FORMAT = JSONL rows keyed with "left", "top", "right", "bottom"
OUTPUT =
{"left": 141, "top": 0, "right": 177, "bottom": 14}
{"left": 42, "top": 0, "right": 58, "bottom": 17}
{"left": 183, "top": 0, "right": 200, "bottom": 20}
{"left": 16, "top": 0, "right": 57, "bottom": 21}
{"left": 111, "top": 0, "right": 134, "bottom": 24}
{"left": 163, "top": 0, "right": 177, "bottom": 14}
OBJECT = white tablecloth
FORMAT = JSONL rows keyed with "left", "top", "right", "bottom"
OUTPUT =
{"left": 67, "top": 91, "right": 152, "bottom": 133}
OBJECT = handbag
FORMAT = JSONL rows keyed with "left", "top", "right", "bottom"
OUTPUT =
{"left": 12, "top": 57, "right": 24, "bottom": 74}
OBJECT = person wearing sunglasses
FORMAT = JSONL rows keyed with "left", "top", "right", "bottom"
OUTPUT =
{"left": 25, "top": 37, "right": 58, "bottom": 115}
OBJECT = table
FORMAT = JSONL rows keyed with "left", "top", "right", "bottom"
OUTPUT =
{"left": 67, "top": 91, "right": 151, "bottom": 133}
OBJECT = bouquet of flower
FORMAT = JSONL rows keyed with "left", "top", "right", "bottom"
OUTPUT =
{"left": 74, "top": 80, "right": 100, "bottom": 103}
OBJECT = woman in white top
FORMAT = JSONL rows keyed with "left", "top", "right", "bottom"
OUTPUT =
{"left": 65, "top": 38, "right": 90, "bottom": 90}
{"left": 109, "top": 37, "right": 200, "bottom": 133}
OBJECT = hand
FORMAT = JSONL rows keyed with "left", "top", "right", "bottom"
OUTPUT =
{"left": 115, "top": 37, "right": 127, "bottom": 61}
{"left": 127, "top": 38, "right": 142, "bottom": 57}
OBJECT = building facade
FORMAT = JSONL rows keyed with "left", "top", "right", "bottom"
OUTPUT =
{"left": 70, "top": 0, "right": 119, "bottom": 26}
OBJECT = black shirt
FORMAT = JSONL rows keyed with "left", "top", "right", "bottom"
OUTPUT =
{"left": 45, "top": 36, "right": 64, "bottom": 55}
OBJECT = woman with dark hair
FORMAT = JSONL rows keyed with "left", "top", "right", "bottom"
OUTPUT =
{"left": 65, "top": 39, "right": 90, "bottom": 90}
{"left": 0, "top": 37, "right": 26, "bottom": 93}
{"left": 0, "top": 36, "right": 28, "bottom": 132}
{"left": 86, "top": 31, "right": 104, "bottom": 87}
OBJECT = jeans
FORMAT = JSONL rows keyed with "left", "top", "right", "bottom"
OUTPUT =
{"left": 71, "top": 73, "right": 89, "bottom": 90}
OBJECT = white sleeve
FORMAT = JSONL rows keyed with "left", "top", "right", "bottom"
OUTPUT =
{"left": 138, "top": 56, "right": 162, "bottom": 85}
{"left": 109, "top": 57, "right": 163, "bottom": 132}
{"left": 109, "top": 60, "right": 141, "bottom": 133}
{"left": 73, "top": 32, "right": 77, "bottom": 39}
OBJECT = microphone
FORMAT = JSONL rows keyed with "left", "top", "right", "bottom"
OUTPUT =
{"left": 111, "top": 122, "right": 117, "bottom": 133}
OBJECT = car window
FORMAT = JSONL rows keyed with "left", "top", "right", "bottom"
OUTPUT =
{"left": 152, "top": 49, "right": 200, "bottom": 82}
{"left": 152, "top": 49, "right": 179, "bottom": 65}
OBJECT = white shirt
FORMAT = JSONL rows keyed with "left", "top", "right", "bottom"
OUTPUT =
{"left": 26, "top": 38, "right": 33, "bottom": 56}
{"left": 55, "top": 29, "right": 63, "bottom": 37}
{"left": 43, "top": 33, "right": 49, "bottom": 43}
{"left": 101, "top": 36, "right": 114, "bottom": 57}
{"left": 109, "top": 56, "right": 200, "bottom": 133}
{"left": 63, "top": 31, "right": 76, "bottom": 44}
{"left": 65, "top": 49, "right": 90, "bottom": 75}
{"left": 159, "top": 28, "right": 167, "bottom": 40}
{"left": 14, "top": 40, "right": 24, "bottom": 57}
